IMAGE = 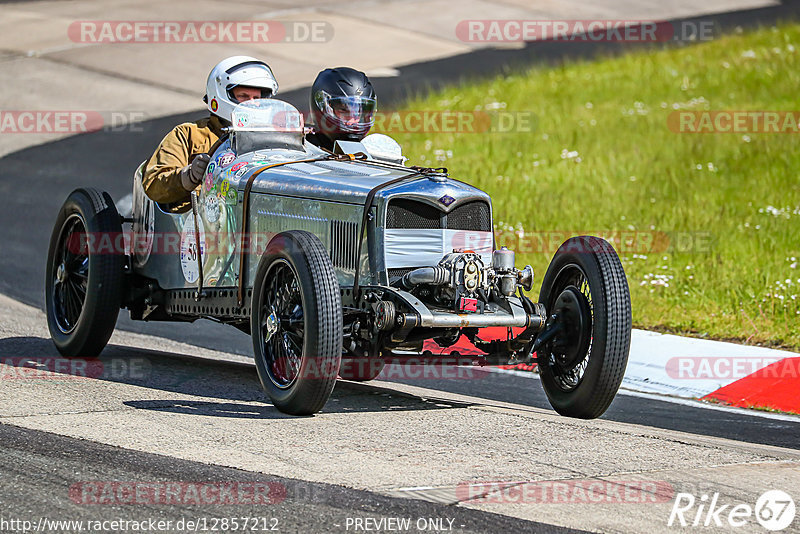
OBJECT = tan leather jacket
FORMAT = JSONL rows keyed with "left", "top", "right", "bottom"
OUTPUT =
{"left": 142, "top": 115, "right": 225, "bottom": 204}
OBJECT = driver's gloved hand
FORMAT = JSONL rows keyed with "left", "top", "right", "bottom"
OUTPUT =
{"left": 180, "top": 153, "right": 211, "bottom": 192}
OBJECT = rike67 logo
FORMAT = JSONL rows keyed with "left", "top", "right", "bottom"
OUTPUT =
{"left": 668, "top": 490, "right": 796, "bottom": 531}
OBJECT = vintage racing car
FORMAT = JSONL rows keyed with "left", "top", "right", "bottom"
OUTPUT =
{"left": 45, "top": 99, "right": 632, "bottom": 417}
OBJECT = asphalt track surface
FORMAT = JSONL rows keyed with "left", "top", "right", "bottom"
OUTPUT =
{"left": 382, "top": 369, "right": 800, "bottom": 450}
{"left": 0, "top": 423, "right": 576, "bottom": 533}
{"left": 2, "top": 4, "right": 800, "bottom": 532}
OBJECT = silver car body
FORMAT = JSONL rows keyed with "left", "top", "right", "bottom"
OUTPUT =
{"left": 130, "top": 100, "right": 531, "bottom": 329}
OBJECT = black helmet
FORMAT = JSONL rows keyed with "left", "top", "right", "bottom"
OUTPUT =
{"left": 310, "top": 67, "right": 377, "bottom": 145}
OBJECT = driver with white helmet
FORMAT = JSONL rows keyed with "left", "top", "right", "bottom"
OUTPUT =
{"left": 142, "top": 56, "right": 278, "bottom": 205}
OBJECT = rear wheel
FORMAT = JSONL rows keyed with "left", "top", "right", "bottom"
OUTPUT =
{"left": 251, "top": 231, "right": 343, "bottom": 415}
{"left": 45, "top": 188, "right": 123, "bottom": 358}
{"left": 537, "top": 236, "right": 631, "bottom": 419}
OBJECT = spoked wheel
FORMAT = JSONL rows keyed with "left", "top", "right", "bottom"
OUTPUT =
{"left": 45, "top": 188, "right": 124, "bottom": 358}
{"left": 52, "top": 215, "right": 89, "bottom": 334}
{"left": 260, "top": 259, "right": 305, "bottom": 388}
{"left": 251, "top": 231, "right": 342, "bottom": 415}
{"left": 537, "top": 236, "right": 631, "bottom": 419}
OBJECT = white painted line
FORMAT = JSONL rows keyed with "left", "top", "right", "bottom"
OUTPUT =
{"left": 615, "top": 388, "right": 800, "bottom": 423}
{"left": 485, "top": 366, "right": 800, "bottom": 423}
{"left": 485, "top": 367, "right": 540, "bottom": 379}
{"left": 486, "top": 328, "right": 798, "bottom": 403}
{"left": 626, "top": 329, "right": 797, "bottom": 398}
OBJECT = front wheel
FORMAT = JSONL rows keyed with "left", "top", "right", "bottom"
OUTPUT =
{"left": 45, "top": 188, "right": 123, "bottom": 358}
{"left": 251, "top": 231, "right": 343, "bottom": 415}
{"left": 537, "top": 236, "right": 631, "bottom": 419}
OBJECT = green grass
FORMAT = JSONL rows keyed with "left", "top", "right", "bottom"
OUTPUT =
{"left": 377, "top": 24, "right": 800, "bottom": 350}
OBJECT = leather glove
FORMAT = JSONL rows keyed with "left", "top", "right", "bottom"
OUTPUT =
{"left": 180, "top": 153, "right": 211, "bottom": 192}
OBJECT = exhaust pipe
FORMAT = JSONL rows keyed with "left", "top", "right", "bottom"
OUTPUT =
{"left": 400, "top": 266, "right": 450, "bottom": 289}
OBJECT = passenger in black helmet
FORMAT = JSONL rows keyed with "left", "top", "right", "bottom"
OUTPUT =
{"left": 306, "top": 67, "right": 377, "bottom": 151}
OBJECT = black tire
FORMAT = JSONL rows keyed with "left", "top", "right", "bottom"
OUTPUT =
{"left": 338, "top": 357, "right": 385, "bottom": 381}
{"left": 537, "top": 236, "right": 631, "bottom": 419}
{"left": 251, "top": 230, "right": 343, "bottom": 415}
{"left": 45, "top": 188, "right": 124, "bottom": 358}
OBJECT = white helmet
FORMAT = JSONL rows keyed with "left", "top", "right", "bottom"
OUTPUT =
{"left": 205, "top": 56, "right": 279, "bottom": 122}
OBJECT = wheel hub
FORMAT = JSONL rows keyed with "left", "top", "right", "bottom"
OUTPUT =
{"left": 56, "top": 263, "right": 67, "bottom": 283}
{"left": 264, "top": 310, "right": 279, "bottom": 343}
{"left": 551, "top": 286, "right": 592, "bottom": 369}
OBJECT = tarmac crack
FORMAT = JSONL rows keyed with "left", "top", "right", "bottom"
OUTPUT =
{"left": 36, "top": 54, "right": 198, "bottom": 97}
{"left": 0, "top": 397, "right": 267, "bottom": 420}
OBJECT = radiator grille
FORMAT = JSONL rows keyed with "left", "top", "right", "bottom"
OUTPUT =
{"left": 330, "top": 220, "right": 359, "bottom": 271}
{"left": 386, "top": 198, "right": 491, "bottom": 232}
{"left": 447, "top": 200, "right": 491, "bottom": 232}
{"left": 386, "top": 199, "right": 441, "bottom": 229}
